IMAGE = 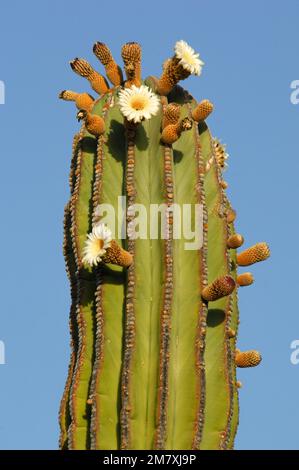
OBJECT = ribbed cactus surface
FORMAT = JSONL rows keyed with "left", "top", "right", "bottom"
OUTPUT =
{"left": 59, "top": 41, "right": 270, "bottom": 450}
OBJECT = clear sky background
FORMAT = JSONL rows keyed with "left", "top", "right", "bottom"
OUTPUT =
{"left": 0, "top": 0, "right": 298, "bottom": 450}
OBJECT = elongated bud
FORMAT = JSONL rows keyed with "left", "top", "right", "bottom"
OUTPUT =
{"left": 76, "top": 110, "right": 105, "bottom": 137}
{"left": 161, "top": 117, "right": 192, "bottom": 145}
{"left": 237, "top": 272, "right": 254, "bottom": 286}
{"left": 102, "top": 240, "right": 133, "bottom": 268}
{"left": 93, "top": 42, "right": 113, "bottom": 65}
{"left": 221, "top": 180, "right": 228, "bottom": 189}
{"left": 157, "top": 57, "right": 189, "bottom": 96}
{"left": 202, "top": 275, "right": 235, "bottom": 302}
{"left": 121, "top": 42, "right": 141, "bottom": 64}
{"left": 161, "top": 124, "right": 179, "bottom": 145}
{"left": 237, "top": 242, "right": 270, "bottom": 266}
{"left": 70, "top": 58, "right": 109, "bottom": 95}
{"left": 59, "top": 90, "right": 94, "bottom": 111}
{"left": 162, "top": 103, "right": 181, "bottom": 129}
{"left": 226, "top": 209, "right": 236, "bottom": 224}
{"left": 121, "top": 42, "right": 142, "bottom": 87}
{"left": 227, "top": 327, "right": 236, "bottom": 338}
{"left": 157, "top": 40, "right": 203, "bottom": 95}
{"left": 93, "top": 42, "right": 123, "bottom": 86}
{"left": 192, "top": 99, "right": 214, "bottom": 122}
{"left": 59, "top": 90, "right": 77, "bottom": 101}
{"left": 227, "top": 233, "right": 244, "bottom": 249}
{"left": 235, "top": 350, "right": 262, "bottom": 368}
{"left": 70, "top": 58, "right": 94, "bottom": 77}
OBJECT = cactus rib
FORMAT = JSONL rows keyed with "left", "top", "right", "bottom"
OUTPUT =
{"left": 191, "top": 104, "right": 209, "bottom": 450}
{"left": 155, "top": 98, "right": 174, "bottom": 449}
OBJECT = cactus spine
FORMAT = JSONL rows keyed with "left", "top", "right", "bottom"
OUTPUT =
{"left": 59, "top": 40, "right": 270, "bottom": 450}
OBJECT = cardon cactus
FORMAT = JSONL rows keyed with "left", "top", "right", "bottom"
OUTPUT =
{"left": 59, "top": 40, "right": 270, "bottom": 450}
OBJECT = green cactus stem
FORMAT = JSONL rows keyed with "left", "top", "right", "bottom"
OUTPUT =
{"left": 59, "top": 40, "right": 270, "bottom": 450}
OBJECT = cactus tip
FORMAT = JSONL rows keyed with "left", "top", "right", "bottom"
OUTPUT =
{"left": 93, "top": 41, "right": 104, "bottom": 52}
{"left": 70, "top": 58, "right": 78, "bottom": 69}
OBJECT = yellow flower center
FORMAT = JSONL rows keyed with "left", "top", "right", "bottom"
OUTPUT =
{"left": 91, "top": 238, "right": 104, "bottom": 256}
{"left": 182, "top": 51, "right": 193, "bottom": 64}
{"left": 130, "top": 95, "right": 147, "bottom": 111}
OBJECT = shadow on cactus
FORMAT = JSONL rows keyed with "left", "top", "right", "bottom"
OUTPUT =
{"left": 59, "top": 40, "right": 270, "bottom": 450}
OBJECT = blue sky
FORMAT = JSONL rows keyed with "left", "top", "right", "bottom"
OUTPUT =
{"left": 0, "top": 0, "right": 298, "bottom": 450}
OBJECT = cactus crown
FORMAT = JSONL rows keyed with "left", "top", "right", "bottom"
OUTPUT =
{"left": 59, "top": 40, "right": 270, "bottom": 450}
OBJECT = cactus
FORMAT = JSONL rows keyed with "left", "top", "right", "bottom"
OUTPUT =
{"left": 59, "top": 40, "right": 270, "bottom": 450}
